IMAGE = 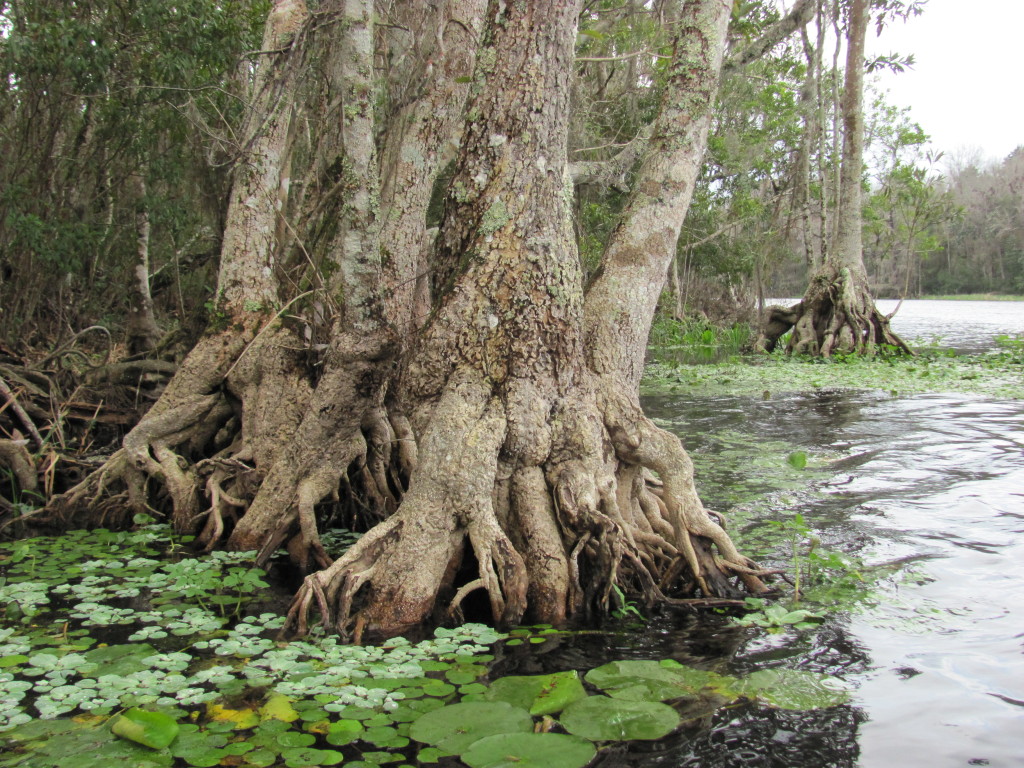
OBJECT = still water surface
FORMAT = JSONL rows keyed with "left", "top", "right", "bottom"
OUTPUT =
{"left": 523, "top": 301, "right": 1024, "bottom": 767}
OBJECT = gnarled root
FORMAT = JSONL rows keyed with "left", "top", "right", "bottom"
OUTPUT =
{"left": 284, "top": 370, "right": 769, "bottom": 640}
{"left": 759, "top": 266, "right": 913, "bottom": 357}
{"left": 286, "top": 377, "right": 526, "bottom": 639}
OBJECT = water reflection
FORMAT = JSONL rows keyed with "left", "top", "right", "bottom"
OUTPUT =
{"left": 532, "top": 391, "right": 1024, "bottom": 767}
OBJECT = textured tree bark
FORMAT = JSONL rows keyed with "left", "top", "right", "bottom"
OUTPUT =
{"left": 377, "top": 0, "right": 485, "bottom": 335}
{"left": 52, "top": 0, "right": 770, "bottom": 641}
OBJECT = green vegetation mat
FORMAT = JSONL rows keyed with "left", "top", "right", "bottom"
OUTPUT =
{"left": 0, "top": 523, "right": 849, "bottom": 767}
{"left": 644, "top": 344, "right": 1024, "bottom": 400}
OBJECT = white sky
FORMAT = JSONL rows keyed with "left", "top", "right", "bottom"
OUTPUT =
{"left": 867, "top": 0, "right": 1024, "bottom": 166}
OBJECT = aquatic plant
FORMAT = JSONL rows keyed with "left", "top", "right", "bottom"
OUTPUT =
{"left": 731, "top": 597, "right": 822, "bottom": 631}
{"left": 0, "top": 525, "right": 851, "bottom": 767}
{"left": 644, "top": 343, "right": 1024, "bottom": 400}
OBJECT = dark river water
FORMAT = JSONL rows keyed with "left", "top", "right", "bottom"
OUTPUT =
{"left": 519, "top": 301, "right": 1024, "bottom": 767}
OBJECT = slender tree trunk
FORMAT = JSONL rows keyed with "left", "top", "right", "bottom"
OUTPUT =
{"left": 758, "top": 0, "right": 911, "bottom": 357}
{"left": 833, "top": 0, "right": 867, "bottom": 280}
{"left": 126, "top": 173, "right": 162, "bottom": 355}
{"left": 795, "top": 22, "right": 823, "bottom": 273}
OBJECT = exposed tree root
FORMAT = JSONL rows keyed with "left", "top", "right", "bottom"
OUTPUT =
{"left": 757, "top": 266, "right": 913, "bottom": 356}
{"left": 0, "top": 439, "right": 37, "bottom": 499}
{"left": 283, "top": 370, "right": 773, "bottom": 640}
{"left": 38, "top": 321, "right": 772, "bottom": 643}
{"left": 45, "top": 325, "right": 406, "bottom": 576}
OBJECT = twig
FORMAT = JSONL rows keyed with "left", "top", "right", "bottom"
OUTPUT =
{"left": 36, "top": 326, "right": 112, "bottom": 369}
{"left": 0, "top": 375, "right": 44, "bottom": 451}
{"left": 222, "top": 291, "right": 316, "bottom": 382}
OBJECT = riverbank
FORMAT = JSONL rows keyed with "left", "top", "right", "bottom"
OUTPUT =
{"left": 916, "top": 294, "right": 1024, "bottom": 301}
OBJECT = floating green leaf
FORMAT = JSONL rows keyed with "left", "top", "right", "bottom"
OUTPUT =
{"left": 585, "top": 659, "right": 733, "bottom": 701}
{"left": 736, "top": 668, "right": 850, "bottom": 710}
{"left": 787, "top": 450, "right": 809, "bottom": 469}
{"left": 408, "top": 701, "right": 533, "bottom": 753}
{"left": 325, "top": 718, "right": 364, "bottom": 746}
{"left": 281, "top": 746, "right": 344, "bottom": 767}
{"left": 241, "top": 748, "right": 278, "bottom": 767}
{"left": 277, "top": 731, "right": 316, "bottom": 748}
{"left": 559, "top": 695, "right": 680, "bottom": 741}
{"left": 260, "top": 694, "right": 300, "bottom": 722}
{"left": 0, "top": 718, "right": 172, "bottom": 768}
{"left": 111, "top": 708, "right": 180, "bottom": 749}
{"left": 462, "top": 732, "right": 596, "bottom": 768}
{"left": 484, "top": 671, "right": 587, "bottom": 715}
{"left": 83, "top": 643, "right": 158, "bottom": 676}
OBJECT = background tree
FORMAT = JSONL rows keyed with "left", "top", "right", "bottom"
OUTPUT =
{"left": 0, "top": 0, "right": 267, "bottom": 345}
{"left": 927, "top": 148, "right": 1024, "bottom": 294}
{"left": 757, "top": 0, "right": 918, "bottom": 355}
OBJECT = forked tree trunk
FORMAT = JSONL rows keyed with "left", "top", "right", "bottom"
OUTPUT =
{"left": 288, "top": 0, "right": 770, "bottom": 640}
{"left": 758, "top": 0, "right": 910, "bottom": 356}
{"left": 51, "top": 0, "right": 771, "bottom": 641}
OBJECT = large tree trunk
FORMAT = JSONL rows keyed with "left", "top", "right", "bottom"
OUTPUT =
{"left": 288, "top": 0, "right": 769, "bottom": 640}
{"left": 50, "top": 0, "right": 770, "bottom": 641}
{"left": 759, "top": 0, "right": 910, "bottom": 356}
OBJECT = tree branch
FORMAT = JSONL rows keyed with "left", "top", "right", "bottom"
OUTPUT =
{"left": 569, "top": 124, "right": 653, "bottom": 190}
{"left": 722, "top": 0, "right": 816, "bottom": 74}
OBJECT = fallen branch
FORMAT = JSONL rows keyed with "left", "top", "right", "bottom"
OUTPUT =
{"left": 0, "top": 375, "right": 44, "bottom": 450}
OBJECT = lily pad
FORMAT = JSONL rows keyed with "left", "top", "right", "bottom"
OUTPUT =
{"left": 2, "top": 718, "right": 173, "bottom": 768}
{"left": 207, "top": 702, "right": 261, "bottom": 729}
{"left": 408, "top": 701, "right": 533, "bottom": 753}
{"left": 260, "top": 694, "right": 300, "bottom": 722}
{"left": 241, "top": 748, "right": 278, "bottom": 767}
{"left": 325, "top": 719, "right": 364, "bottom": 746}
{"left": 585, "top": 659, "right": 733, "bottom": 701}
{"left": 462, "top": 732, "right": 596, "bottom": 768}
{"left": 83, "top": 643, "right": 158, "bottom": 676}
{"left": 559, "top": 695, "right": 680, "bottom": 741}
{"left": 736, "top": 668, "right": 850, "bottom": 710}
{"left": 484, "top": 671, "right": 587, "bottom": 715}
{"left": 281, "top": 747, "right": 344, "bottom": 767}
{"left": 111, "top": 708, "right": 180, "bottom": 749}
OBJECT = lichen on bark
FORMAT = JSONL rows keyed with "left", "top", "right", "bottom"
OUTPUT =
{"left": 47, "top": 0, "right": 771, "bottom": 641}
